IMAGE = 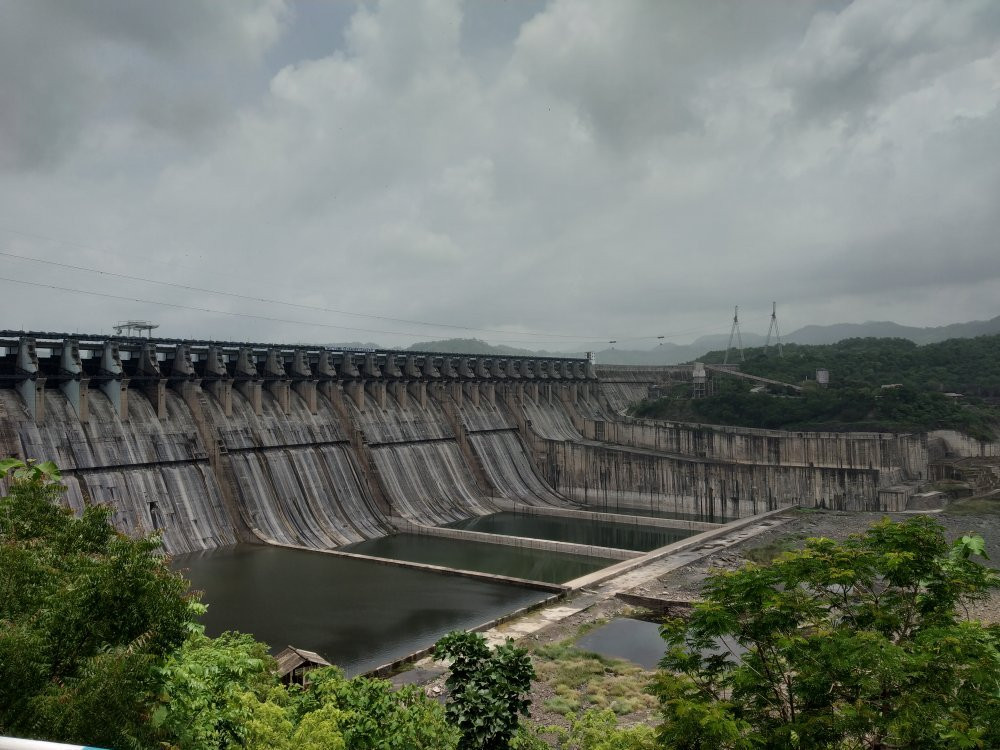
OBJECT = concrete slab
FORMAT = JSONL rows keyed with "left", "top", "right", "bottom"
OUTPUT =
{"left": 382, "top": 508, "right": 798, "bottom": 680}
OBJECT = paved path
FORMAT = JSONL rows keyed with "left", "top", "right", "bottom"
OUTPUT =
{"left": 479, "top": 512, "right": 792, "bottom": 646}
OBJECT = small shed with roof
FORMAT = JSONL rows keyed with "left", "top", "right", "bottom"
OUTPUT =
{"left": 275, "top": 645, "right": 332, "bottom": 685}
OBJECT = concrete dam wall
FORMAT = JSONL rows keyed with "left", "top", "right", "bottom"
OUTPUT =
{"left": 583, "top": 416, "right": 927, "bottom": 478}
{"left": 0, "top": 334, "right": 595, "bottom": 553}
{"left": 0, "top": 334, "right": 933, "bottom": 553}
{"left": 536, "top": 438, "right": 891, "bottom": 516}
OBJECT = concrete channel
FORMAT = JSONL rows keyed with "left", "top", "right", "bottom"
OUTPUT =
{"left": 364, "top": 506, "right": 795, "bottom": 676}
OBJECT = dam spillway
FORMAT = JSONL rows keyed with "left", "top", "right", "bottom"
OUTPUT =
{"left": 0, "top": 333, "right": 602, "bottom": 553}
{"left": 0, "top": 331, "right": 934, "bottom": 555}
{"left": 0, "top": 331, "right": 936, "bottom": 667}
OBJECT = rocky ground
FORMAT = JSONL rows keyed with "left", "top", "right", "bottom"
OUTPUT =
{"left": 524, "top": 497, "right": 1000, "bottom": 730}
{"left": 402, "top": 497, "right": 1000, "bottom": 737}
{"left": 641, "top": 498, "right": 1000, "bottom": 624}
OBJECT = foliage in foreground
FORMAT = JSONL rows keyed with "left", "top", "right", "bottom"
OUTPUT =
{"left": 434, "top": 630, "right": 536, "bottom": 750}
{"left": 154, "top": 633, "right": 458, "bottom": 750}
{"left": 0, "top": 459, "right": 197, "bottom": 748}
{"left": 0, "top": 459, "right": 458, "bottom": 750}
{"left": 512, "top": 709, "right": 657, "bottom": 750}
{"left": 654, "top": 516, "right": 1000, "bottom": 749}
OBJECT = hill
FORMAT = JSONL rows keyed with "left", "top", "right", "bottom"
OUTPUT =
{"left": 406, "top": 338, "right": 542, "bottom": 356}
{"left": 699, "top": 335, "right": 1000, "bottom": 396}
{"left": 637, "top": 335, "right": 1000, "bottom": 439}
{"left": 406, "top": 315, "right": 1000, "bottom": 365}
{"left": 784, "top": 315, "right": 1000, "bottom": 346}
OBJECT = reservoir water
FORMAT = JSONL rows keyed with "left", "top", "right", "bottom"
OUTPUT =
{"left": 582, "top": 504, "right": 737, "bottom": 524}
{"left": 341, "top": 533, "right": 609, "bottom": 584}
{"left": 575, "top": 618, "right": 665, "bottom": 670}
{"left": 444, "top": 512, "right": 696, "bottom": 552}
{"left": 171, "top": 544, "right": 550, "bottom": 675}
{"left": 576, "top": 617, "right": 746, "bottom": 670}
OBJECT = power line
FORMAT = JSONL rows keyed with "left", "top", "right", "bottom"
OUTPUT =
{"left": 0, "top": 275, "right": 511, "bottom": 340}
{"left": 766, "top": 301, "right": 783, "bottom": 356}
{"left": 0, "top": 249, "right": 596, "bottom": 341}
{"left": 0, "top": 247, "right": 729, "bottom": 346}
{"left": 0, "top": 274, "right": 666, "bottom": 346}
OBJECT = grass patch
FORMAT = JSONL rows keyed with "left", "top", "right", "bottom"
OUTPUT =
{"left": 573, "top": 618, "right": 607, "bottom": 639}
{"left": 531, "top": 638, "right": 656, "bottom": 718}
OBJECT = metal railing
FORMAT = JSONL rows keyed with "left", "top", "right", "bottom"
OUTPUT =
{"left": 0, "top": 737, "right": 107, "bottom": 750}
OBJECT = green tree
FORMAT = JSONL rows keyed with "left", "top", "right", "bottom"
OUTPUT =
{"left": 153, "top": 638, "right": 458, "bottom": 750}
{"left": 434, "top": 630, "right": 536, "bottom": 750}
{"left": 0, "top": 459, "right": 198, "bottom": 748}
{"left": 544, "top": 709, "right": 657, "bottom": 749}
{"left": 295, "top": 666, "right": 458, "bottom": 749}
{"left": 151, "top": 629, "right": 278, "bottom": 749}
{"left": 653, "top": 517, "right": 1000, "bottom": 749}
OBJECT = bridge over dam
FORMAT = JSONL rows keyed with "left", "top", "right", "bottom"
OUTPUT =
{"left": 0, "top": 332, "right": 931, "bottom": 557}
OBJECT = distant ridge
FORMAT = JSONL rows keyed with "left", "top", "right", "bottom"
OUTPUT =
{"left": 784, "top": 316, "right": 1000, "bottom": 346}
{"left": 407, "top": 315, "right": 1000, "bottom": 366}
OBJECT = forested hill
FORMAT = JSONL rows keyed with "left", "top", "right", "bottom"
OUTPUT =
{"left": 633, "top": 335, "right": 1000, "bottom": 438}
{"left": 698, "top": 335, "right": 1000, "bottom": 397}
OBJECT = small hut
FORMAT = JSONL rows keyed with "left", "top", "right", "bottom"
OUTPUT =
{"left": 275, "top": 646, "right": 332, "bottom": 686}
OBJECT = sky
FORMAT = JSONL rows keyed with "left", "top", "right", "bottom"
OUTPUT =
{"left": 1, "top": 0, "right": 998, "bottom": 351}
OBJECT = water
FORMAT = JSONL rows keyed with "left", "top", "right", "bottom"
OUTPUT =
{"left": 172, "top": 544, "right": 550, "bottom": 675}
{"left": 581, "top": 503, "right": 737, "bottom": 524}
{"left": 341, "top": 533, "right": 609, "bottom": 584}
{"left": 576, "top": 617, "right": 746, "bottom": 670}
{"left": 599, "top": 382, "right": 648, "bottom": 413}
{"left": 575, "top": 618, "right": 665, "bottom": 670}
{"left": 444, "top": 512, "right": 696, "bottom": 552}
{"left": 209, "top": 391, "right": 388, "bottom": 548}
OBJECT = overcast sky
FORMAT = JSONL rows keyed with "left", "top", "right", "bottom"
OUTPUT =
{"left": 1, "top": 0, "right": 998, "bottom": 350}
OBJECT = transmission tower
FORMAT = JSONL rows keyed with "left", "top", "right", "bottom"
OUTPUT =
{"left": 723, "top": 305, "right": 744, "bottom": 365}
{"left": 765, "top": 301, "right": 783, "bottom": 356}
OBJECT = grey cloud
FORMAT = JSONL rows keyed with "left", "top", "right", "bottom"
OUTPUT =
{"left": 1, "top": 0, "right": 999, "bottom": 349}
{"left": 512, "top": 1, "right": 835, "bottom": 153}
{"left": 777, "top": 0, "right": 1000, "bottom": 127}
{"left": 0, "top": 0, "right": 287, "bottom": 170}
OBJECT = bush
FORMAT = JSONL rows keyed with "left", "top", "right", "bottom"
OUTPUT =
{"left": 653, "top": 517, "right": 1000, "bottom": 749}
{"left": 434, "top": 630, "right": 535, "bottom": 750}
{"left": 0, "top": 459, "right": 197, "bottom": 748}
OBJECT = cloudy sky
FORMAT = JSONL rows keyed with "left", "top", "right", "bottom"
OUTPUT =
{"left": 1, "top": 0, "right": 998, "bottom": 350}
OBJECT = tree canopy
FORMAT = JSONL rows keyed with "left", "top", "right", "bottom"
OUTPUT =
{"left": 636, "top": 335, "right": 1000, "bottom": 438}
{"left": 0, "top": 459, "right": 197, "bottom": 748}
{"left": 653, "top": 516, "right": 1000, "bottom": 749}
{"left": 699, "top": 335, "right": 1000, "bottom": 397}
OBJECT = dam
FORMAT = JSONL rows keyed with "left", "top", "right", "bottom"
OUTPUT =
{"left": 0, "top": 331, "right": 934, "bottom": 669}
